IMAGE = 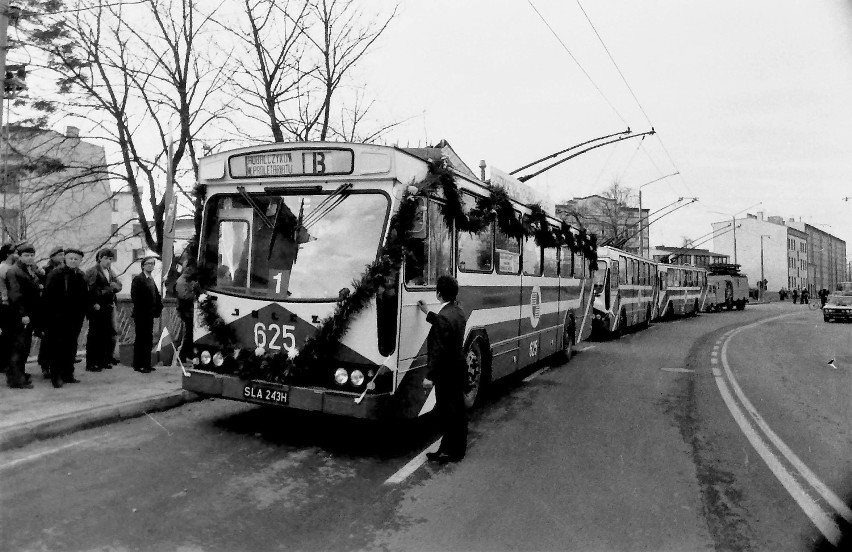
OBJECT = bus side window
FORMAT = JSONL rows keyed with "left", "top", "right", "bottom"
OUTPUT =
{"left": 576, "top": 249, "right": 585, "bottom": 278}
{"left": 559, "top": 246, "right": 573, "bottom": 277}
{"left": 543, "top": 244, "right": 558, "bottom": 277}
{"left": 522, "top": 237, "right": 542, "bottom": 276}
{"left": 619, "top": 256, "right": 627, "bottom": 284}
{"left": 495, "top": 229, "right": 520, "bottom": 274}
{"left": 457, "top": 194, "right": 493, "bottom": 273}
{"left": 406, "top": 199, "right": 453, "bottom": 287}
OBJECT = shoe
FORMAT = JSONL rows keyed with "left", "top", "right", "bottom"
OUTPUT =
{"left": 133, "top": 367, "right": 142, "bottom": 372}
{"left": 104, "top": 364, "right": 113, "bottom": 369}
{"left": 111, "top": 358, "right": 120, "bottom": 365}
{"left": 51, "top": 378, "right": 63, "bottom": 388}
{"left": 85, "top": 366, "right": 102, "bottom": 372}
{"left": 140, "top": 368, "right": 153, "bottom": 373}
{"left": 8, "top": 381, "right": 33, "bottom": 389}
{"left": 63, "top": 377, "right": 81, "bottom": 384}
{"left": 41, "top": 367, "right": 50, "bottom": 378}
{"left": 24, "top": 373, "right": 32, "bottom": 382}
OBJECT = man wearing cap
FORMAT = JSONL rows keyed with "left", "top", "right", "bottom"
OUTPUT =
{"left": 6, "top": 242, "right": 42, "bottom": 388}
{"left": 43, "top": 247, "right": 88, "bottom": 387}
{"left": 0, "top": 243, "right": 19, "bottom": 375}
{"left": 37, "top": 246, "right": 65, "bottom": 378}
{"left": 85, "top": 248, "right": 122, "bottom": 371}
{"left": 131, "top": 256, "right": 162, "bottom": 373}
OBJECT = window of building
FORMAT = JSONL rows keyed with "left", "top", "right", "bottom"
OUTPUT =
{"left": 132, "top": 223, "right": 142, "bottom": 235}
{"left": 111, "top": 198, "right": 119, "bottom": 212}
{"left": 111, "top": 223, "right": 118, "bottom": 234}
{"left": 132, "top": 248, "right": 146, "bottom": 261}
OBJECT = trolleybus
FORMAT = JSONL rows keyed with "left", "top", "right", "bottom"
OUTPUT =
{"left": 591, "top": 246, "right": 657, "bottom": 336}
{"left": 182, "top": 142, "right": 595, "bottom": 419}
{"left": 655, "top": 263, "right": 708, "bottom": 318}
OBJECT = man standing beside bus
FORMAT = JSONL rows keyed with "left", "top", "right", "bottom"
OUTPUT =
{"left": 417, "top": 275, "right": 468, "bottom": 463}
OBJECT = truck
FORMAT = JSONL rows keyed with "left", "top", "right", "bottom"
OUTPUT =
{"left": 704, "top": 264, "right": 749, "bottom": 311}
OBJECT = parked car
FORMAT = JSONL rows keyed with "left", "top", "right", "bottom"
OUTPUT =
{"left": 822, "top": 294, "right": 852, "bottom": 322}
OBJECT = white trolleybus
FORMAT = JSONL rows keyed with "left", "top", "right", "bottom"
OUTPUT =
{"left": 183, "top": 142, "right": 596, "bottom": 419}
{"left": 655, "top": 263, "right": 708, "bottom": 318}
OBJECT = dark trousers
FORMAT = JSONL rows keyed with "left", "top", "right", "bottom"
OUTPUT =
{"left": 133, "top": 316, "right": 154, "bottom": 370}
{"left": 178, "top": 312, "right": 194, "bottom": 360}
{"left": 7, "top": 322, "right": 33, "bottom": 386}
{"left": 0, "top": 305, "right": 11, "bottom": 373}
{"left": 86, "top": 307, "right": 115, "bottom": 368}
{"left": 434, "top": 380, "right": 468, "bottom": 457}
{"left": 47, "top": 318, "right": 84, "bottom": 382}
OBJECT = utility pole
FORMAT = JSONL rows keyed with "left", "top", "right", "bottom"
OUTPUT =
{"left": 0, "top": 0, "right": 8, "bottom": 242}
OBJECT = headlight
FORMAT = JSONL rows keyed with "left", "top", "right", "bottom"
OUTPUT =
{"left": 212, "top": 352, "right": 224, "bottom": 367}
{"left": 350, "top": 370, "right": 365, "bottom": 387}
{"left": 200, "top": 350, "right": 212, "bottom": 365}
{"left": 334, "top": 368, "right": 348, "bottom": 385}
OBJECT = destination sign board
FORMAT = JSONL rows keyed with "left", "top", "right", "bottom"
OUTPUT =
{"left": 229, "top": 149, "right": 354, "bottom": 178}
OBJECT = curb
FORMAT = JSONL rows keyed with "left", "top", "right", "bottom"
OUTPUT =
{"left": 0, "top": 390, "right": 204, "bottom": 452}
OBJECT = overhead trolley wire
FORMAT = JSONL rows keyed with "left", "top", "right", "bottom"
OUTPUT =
{"left": 527, "top": 0, "right": 630, "bottom": 127}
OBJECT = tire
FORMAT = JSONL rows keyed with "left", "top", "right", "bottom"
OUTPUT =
{"left": 462, "top": 339, "right": 486, "bottom": 410}
{"left": 736, "top": 300, "right": 745, "bottom": 311}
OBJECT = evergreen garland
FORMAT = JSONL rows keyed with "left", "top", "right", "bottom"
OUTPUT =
{"left": 196, "top": 155, "right": 597, "bottom": 383}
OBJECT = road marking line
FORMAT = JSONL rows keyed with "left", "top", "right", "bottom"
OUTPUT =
{"left": 712, "top": 370, "right": 841, "bottom": 546}
{"left": 660, "top": 368, "right": 694, "bottom": 373}
{"left": 577, "top": 345, "right": 596, "bottom": 352}
{"left": 710, "top": 351, "right": 718, "bottom": 358}
{"left": 523, "top": 366, "right": 550, "bottom": 382}
{"left": 384, "top": 439, "right": 442, "bottom": 485}
{"left": 710, "top": 357, "right": 718, "bottom": 366}
{"left": 721, "top": 323, "right": 852, "bottom": 524}
{"left": 712, "top": 368, "right": 721, "bottom": 377}
{"left": 0, "top": 438, "right": 94, "bottom": 471}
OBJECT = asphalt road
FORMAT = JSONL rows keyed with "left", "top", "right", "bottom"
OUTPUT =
{"left": 1, "top": 302, "right": 849, "bottom": 551}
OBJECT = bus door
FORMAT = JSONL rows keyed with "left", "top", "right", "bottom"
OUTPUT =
{"left": 490, "top": 230, "right": 523, "bottom": 380}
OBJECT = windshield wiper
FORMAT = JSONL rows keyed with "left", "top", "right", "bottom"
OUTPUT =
{"left": 267, "top": 198, "right": 305, "bottom": 261}
{"left": 236, "top": 186, "right": 273, "bottom": 229}
{"left": 302, "top": 183, "right": 352, "bottom": 230}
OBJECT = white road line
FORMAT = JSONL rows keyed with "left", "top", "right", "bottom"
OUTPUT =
{"left": 712, "top": 370, "right": 841, "bottom": 546}
{"left": 721, "top": 322, "right": 852, "bottom": 523}
{"left": 0, "top": 438, "right": 94, "bottom": 471}
{"left": 577, "top": 345, "right": 596, "bottom": 352}
{"left": 710, "top": 357, "right": 719, "bottom": 366}
{"left": 523, "top": 367, "right": 550, "bottom": 382}
{"left": 660, "top": 368, "right": 695, "bottom": 373}
{"left": 383, "top": 438, "right": 442, "bottom": 485}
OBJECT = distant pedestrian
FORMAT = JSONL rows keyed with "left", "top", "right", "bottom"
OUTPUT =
{"left": 417, "top": 275, "right": 468, "bottom": 463}
{"left": 42, "top": 248, "right": 88, "bottom": 388}
{"left": 792, "top": 289, "right": 798, "bottom": 304}
{"left": 0, "top": 243, "right": 18, "bottom": 375}
{"left": 819, "top": 288, "right": 829, "bottom": 308}
{"left": 801, "top": 289, "right": 809, "bottom": 304}
{"left": 37, "top": 246, "right": 66, "bottom": 378}
{"left": 131, "top": 256, "right": 162, "bottom": 373}
{"left": 85, "top": 248, "right": 122, "bottom": 372}
{"left": 5, "top": 243, "right": 42, "bottom": 389}
{"left": 779, "top": 288, "right": 786, "bottom": 301}
{"left": 174, "top": 266, "right": 199, "bottom": 362}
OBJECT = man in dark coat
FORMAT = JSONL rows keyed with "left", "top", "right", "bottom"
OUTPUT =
{"left": 42, "top": 248, "right": 89, "bottom": 388}
{"left": 37, "top": 246, "right": 65, "bottom": 378}
{"left": 6, "top": 243, "right": 42, "bottom": 389}
{"left": 85, "top": 248, "right": 122, "bottom": 371}
{"left": 131, "top": 256, "right": 162, "bottom": 373}
{"left": 0, "top": 243, "right": 18, "bottom": 375}
{"left": 417, "top": 275, "right": 468, "bottom": 463}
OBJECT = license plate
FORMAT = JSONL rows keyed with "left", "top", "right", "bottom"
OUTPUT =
{"left": 243, "top": 384, "right": 289, "bottom": 405}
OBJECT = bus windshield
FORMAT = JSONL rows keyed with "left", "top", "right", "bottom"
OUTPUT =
{"left": 202, "top": 191, "right": 389, "bottom": 299}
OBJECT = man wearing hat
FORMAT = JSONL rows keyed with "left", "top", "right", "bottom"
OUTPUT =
{"left": 131, "top": 255, "right": 162, "bottom": 373}
{"left": 42, "top": 247, "right": 88, "bottom": 387}
{"left": 5, "top": 242, "right": 42, "bottom": 388}
{"left": 85, "top": 248, "right": 122, "bottom": 371}
{"left": 37, "top": 246, "right": 66, "bottom": 378}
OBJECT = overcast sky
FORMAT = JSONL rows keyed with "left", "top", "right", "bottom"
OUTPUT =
{"left": 358, "top": 0, "right": 852, "bottom": 251}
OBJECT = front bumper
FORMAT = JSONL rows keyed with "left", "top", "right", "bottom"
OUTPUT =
{"left": 823, "top": 308, "right": 852, "bottom": 320}
{"left": 182, "top": 369, "right": 394, "bottom": 419}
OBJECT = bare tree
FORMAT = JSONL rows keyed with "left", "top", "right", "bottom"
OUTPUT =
{"left": 560, "top": 179, "right": 636, "bottom": 248}
{"left": 19, "top": 0, "right": 232, "bottom": 253}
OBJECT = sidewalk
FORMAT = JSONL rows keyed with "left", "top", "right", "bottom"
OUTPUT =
{"left": 0, "top": 355, "right": 200, "bottom": 451}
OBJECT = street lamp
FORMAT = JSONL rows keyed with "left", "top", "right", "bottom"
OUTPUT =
{"left": 637, "top": 171, "right": 678, "bottom": 258}
{"left": 760, "top": 234, "right": 770, "bottom": 302}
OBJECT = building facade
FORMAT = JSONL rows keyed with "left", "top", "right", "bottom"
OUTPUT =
{"left": 0, "top": 126, "right": 112, "bottom": 263}
{"left": 557, "top": 195, "right": 649, "bottom": 256}
{"left": 712, "top": 212, "right": 846, "bottom": 295}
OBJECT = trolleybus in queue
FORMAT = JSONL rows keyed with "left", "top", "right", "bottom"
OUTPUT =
{"left": 655, "top": 263, "right": 708, "bottom": 318}
{"left": 591, "top": 246, "right": 657, "bottom": 336}
{"left": 182, "top": 142, "right": 596, "bottom": 419}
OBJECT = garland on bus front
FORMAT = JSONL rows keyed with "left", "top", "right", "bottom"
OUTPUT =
{"left": 195, "top": 155, "right": 597, "bottom": 383}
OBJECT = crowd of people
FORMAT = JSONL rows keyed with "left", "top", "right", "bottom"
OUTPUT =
{"left": 0, "top": 242, "right": 165, "bottom": 390}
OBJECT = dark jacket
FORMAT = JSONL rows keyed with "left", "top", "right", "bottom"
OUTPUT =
{"left": 131, "top": 272, "right": 163, "bottom": 319}
{"left": 174, "top": 273, "right": 198, "bottom": 318}
{"left": 6, "top": 261, "right": 42, "bottom": 320}
{"left": 425, "top": 302, "right": 467, "bottom": 386}
{"left": 85, "top": 265, "right": 122, "bottom": 311}
{"left": 43, "top": 266, "right": 89, "bottom": 325}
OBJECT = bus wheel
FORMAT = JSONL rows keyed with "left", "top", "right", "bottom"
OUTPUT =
{"left": 560, "top": 318, "right": 575, "bottom": 361}
{"left": 463, "top": 339, "right": 485, "bottom": 410}
{"left": 736, "top": 300, "right": 745, "bottom": 311}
